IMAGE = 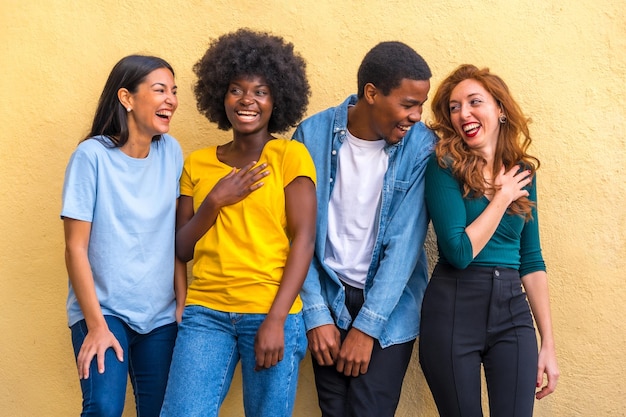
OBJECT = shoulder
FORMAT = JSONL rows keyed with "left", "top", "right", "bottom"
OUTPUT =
{"left": 297, "top": 95, "right": 354, "bottom": 130}
{"left": 75, "top": 135, "right": 113, "bottom": 154}
{"left": 186, "top": 145, "right": 217, "bottom": 162}
{"left": 158, "top": 133, "right": 182, "bottom": 151}
{"left": 426, "top": 152, "right": 452, "bottom": 172}
{"left": 403, "top": 123, "right": 437, "bottom": 150}
{"left": 266, "top": 138, "right": 310, "bottom": 160}
{"left": 154, "top": 134, "right": 183, "bottom": 162}
{"left": 297, "top": 106, "right": 337, "bottom": 129}
{"left": 69, "top": 136, "right": 115, "bottom": 166}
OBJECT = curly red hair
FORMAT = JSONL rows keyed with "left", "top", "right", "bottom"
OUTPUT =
{"left": 429, "top": 64, "right": 540, "bottom": 219}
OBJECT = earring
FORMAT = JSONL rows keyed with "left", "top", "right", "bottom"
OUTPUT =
{"left": 127, "top": 107, "right": 132, "bottom": 112}
{"left": 499, "top": 114, "right": 507, "bottom": 124}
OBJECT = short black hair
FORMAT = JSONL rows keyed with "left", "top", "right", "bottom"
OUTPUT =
{"left": 193, "top": 28, "right": 310, "bottom": 133}
{"left": 357, "top": 41, "right": 431, "bottom": 98}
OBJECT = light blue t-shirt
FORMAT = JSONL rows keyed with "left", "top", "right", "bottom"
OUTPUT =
{"left": 61, "top": 134, "right": 183, "bottom": 333}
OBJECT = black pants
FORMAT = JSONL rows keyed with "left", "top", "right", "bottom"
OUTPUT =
{"left": 312, "top": 282, "right": 415, "bottom": 417}
{"left": 419, "top": 264, "right": 538, "bottom": 417}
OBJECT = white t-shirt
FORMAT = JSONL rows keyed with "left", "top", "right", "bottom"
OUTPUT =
{"left": 61, "top": 135, "right": 183, "bottom": 333}
{"left": 324, "top": 130, "right": 388, "bottom": 289}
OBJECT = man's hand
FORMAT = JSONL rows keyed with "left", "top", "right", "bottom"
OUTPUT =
{"left": 307, "top": 324, "right": 341, "bottom": 366}
{"left": 335, "top": 328, "right": 374, "bottom": 377}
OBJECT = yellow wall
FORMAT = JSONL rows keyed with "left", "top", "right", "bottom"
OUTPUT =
{"left": 1, "top": 0, "right": 624, "bottom": 415}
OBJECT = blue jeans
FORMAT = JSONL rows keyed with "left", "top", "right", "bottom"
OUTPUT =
{"left": 70, "top": 315, "right": 177, "bottom": 417}
{"left": 160, "top": 305, "right": 308, "bottom": 417}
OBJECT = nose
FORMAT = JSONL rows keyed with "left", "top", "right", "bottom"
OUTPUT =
{"left": 165, "top": 91, "right": 177, "bottom": 107}
{"left": 240, "top": 90, "right": 255, "bottom": 105}
{"left": 408, "top": 107, "right": 423, "bottom": 123}
{"left": 460, "top": 103, "right": 471, "bottom": 119}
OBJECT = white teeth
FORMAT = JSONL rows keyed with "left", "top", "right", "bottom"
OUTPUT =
{"left": 398, "top": 125, "right": 412, "bottom": 132}
{"left": 463, "top": 123, "right": 480, "bottom": 132}
{"left": 156, "top": 110, "right": 172, "bottom": 117}
{"left": 237, "top": 111, "right": 257, "bottom": 116}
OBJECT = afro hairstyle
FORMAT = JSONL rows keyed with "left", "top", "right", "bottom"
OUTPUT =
{"left": 193, "top": 28, "right": 311, "bottom": 133}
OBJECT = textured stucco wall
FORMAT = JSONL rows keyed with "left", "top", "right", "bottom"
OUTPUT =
{"left": 1, "top": 0, "right": 624, "bottom": 416}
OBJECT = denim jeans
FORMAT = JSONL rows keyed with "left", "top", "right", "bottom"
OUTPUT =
{"left": 70, "top": 315, "right": 177, "bottom": 417}
{"left": 160, "top": 305, "right": 308, "bottom": 417}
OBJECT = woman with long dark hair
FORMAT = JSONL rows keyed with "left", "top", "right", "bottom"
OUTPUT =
{"left": 61, "top": 54, "right": 183, "bottom": 416}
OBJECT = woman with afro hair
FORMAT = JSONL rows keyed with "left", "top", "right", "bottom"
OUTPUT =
{"left": 160, "top": 29, "right": 317, "bottom": 417}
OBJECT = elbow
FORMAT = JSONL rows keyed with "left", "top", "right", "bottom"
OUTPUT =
{"left": 176, "top": 251, "right": 193, "bottom": 263}
{"left": 175, "top": 236, "right": 194, "bottom": 263}
{"left": 175, "top": 246, "right": 193, "bottom": 263}
{"left": 447, "top": 257, "right": 473, "bottom": 270}
{"left": 440, "top": 245, "right": 474, "bottom": 270}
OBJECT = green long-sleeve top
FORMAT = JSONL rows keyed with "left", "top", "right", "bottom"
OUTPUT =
{"left": 425, "top": 154, "right": 546, "bottom": 277}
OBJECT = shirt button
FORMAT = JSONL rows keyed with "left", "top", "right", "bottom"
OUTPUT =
{"left": 331, "top": 150, "right": 337, "bottom": 155}
{"left": 329, "top": 178, "right": 334, "bottom": 183}
{"left": 340, "top": 130, "right": 346, "bottom": 135}
{"left": 494, "top": 270, "right": 500, "bottom": 277}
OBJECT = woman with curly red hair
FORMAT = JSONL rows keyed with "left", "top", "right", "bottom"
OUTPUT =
{"left": 419, "top": 64, "right": 559, "bottom": 416}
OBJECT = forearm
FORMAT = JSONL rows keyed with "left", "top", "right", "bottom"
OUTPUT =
{"left": 267, "top": 235, "right": 314, "bottom": 322}
{"left": 65, "top": 247, "right": 106, "bottom": 330}
{"left": 521, "top": 270, "right": 555, "bottom": 348}
{"left": 465, "top": 193, "right": 511, "bottom": 258}
{"left": 174, "top": 257, "right": 187, "bottom": 308}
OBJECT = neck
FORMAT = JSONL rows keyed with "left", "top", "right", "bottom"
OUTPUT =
{"left": 347, "top": 101, "right": 379, "bottom": 141}
{"left": 121, "top": 136, "right": 152, "bottom": 158}
{"left": 231, "top": 131, "right": 273, "bottom": 150}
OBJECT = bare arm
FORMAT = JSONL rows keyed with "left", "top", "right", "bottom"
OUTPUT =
{"left": 254, "top": 176, "right": 317, "bottom": 370}
{"left": 176, "top": 161, "right": 269, "bottom": 262}
{"left": 173, "top": 197, "right": 188, "bottom": 323}
{"left": 173, "top": 257, "right": 187, "bottom": 323}
{"left": 63, "top": 218, "right": 123, "bottom": 379}
{"left": 521, "top": 270, "right": 559, "bottom": 399}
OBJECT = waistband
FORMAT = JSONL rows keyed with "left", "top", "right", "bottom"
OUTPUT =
{"left": 433, "top": 263, "right": 520, "bottom": 280}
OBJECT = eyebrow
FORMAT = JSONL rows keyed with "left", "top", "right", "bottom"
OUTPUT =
{"left": 450, "top": 92, "right": 483, "bottom": 102}
{"left": 229, "top": 80, "right": 270, "bottom": 88}
{"left": 405, "top": 97, "right": 427, "bottom": 105}
{"left": 151, "top": 82, "right": 177, "bottom": 89}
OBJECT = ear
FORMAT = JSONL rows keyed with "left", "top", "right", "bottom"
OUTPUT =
{"left": 363, "top": 83, "right": 378, "bottom": 105}
{"left": 117, "top": 88, "right": 132, "bottom": 111}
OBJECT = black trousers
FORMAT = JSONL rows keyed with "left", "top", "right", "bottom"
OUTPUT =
{"left": 312, "top": 282, "right": 415, "bottom": 417}
{"left": 419, "top": 264, "right": 538, "bottom": 417}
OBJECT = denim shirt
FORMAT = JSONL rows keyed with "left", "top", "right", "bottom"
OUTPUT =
{"left": 292, "top": 95, "right": 436, "bottom": 348}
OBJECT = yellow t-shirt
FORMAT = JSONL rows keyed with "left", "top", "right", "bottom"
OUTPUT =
{"left": 181, "top": 139, "right": 316, "bottom": 314}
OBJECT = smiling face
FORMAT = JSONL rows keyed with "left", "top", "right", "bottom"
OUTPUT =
{"left": 224, "top": 75, "right": 274, "bottom": 136}
{"left": 366, "top": 78, "right": 430, "bottom": 145}
{"left": 449, "top": 78, "right": 503, "bottom": 156}
{"left": 125, "top": 67, "right": 178, "bottom": 140}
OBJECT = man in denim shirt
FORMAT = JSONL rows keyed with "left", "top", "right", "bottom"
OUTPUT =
{"left": 292, "top": 42, "right": 436, "bottom": 416}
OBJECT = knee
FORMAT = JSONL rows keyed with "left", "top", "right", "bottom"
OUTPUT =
{"left": 83, "top": 396, "right": 125, "bottom": 417}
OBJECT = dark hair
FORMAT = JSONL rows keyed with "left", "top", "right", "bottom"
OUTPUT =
{"left": 357, "top": 41, "right": 431, "bottom": 99}
{"left": 429, "top": 64, "right": 539, "bottom": 219}
{"left": 193, "top": 28, "right": 310, "bottom": 133}
{"left": 84, "top": 55, "right": 175, "bottom": 146}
